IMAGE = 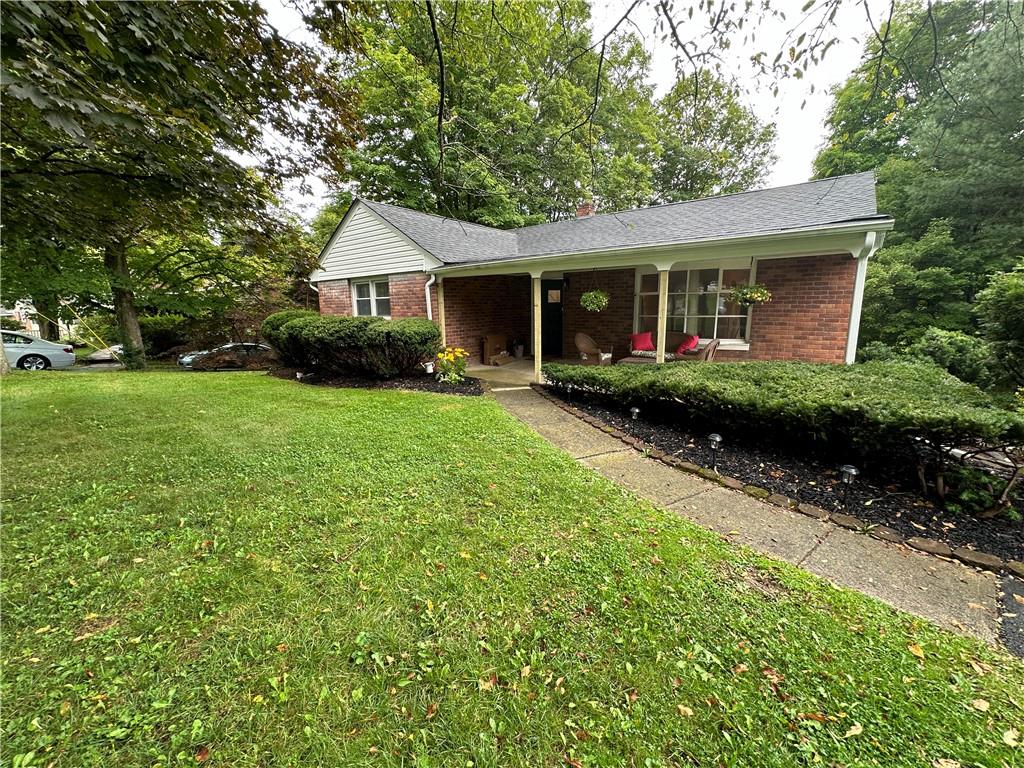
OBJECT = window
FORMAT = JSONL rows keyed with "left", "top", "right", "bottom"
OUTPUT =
{"left": 352, "top": 278, "right": 391, "bottom": 317}
{"left": 2, "top": 332, "right": 31, "bottom": 345}
{"left": 636, "top": 266, "right": 751, "bottom": 342}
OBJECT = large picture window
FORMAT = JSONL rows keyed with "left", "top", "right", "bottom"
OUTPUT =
{"left": 352, "top": 278, "right": 391, "bottom": 317}
{"left": 636, "top": 266, "right": 751, "bottom": 342}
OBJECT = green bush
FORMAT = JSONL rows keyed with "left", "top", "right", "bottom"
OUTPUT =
{"left": 263, "top": 311, "right": 440, "bottom": 378}
{"left": 365, "top": 318, "right": 441, "bottom": 377}
{"left": 905, "top": 327, "right": 993, "bottom": 387}
{"left": 542, "top": 360, "right": 1024, "bottom": 459}
{"left": 0, "top": 317, "right": 24, "bottom": 331}
{"left": 975, "top": 260, "right": 1024, "bottom": 386}
{"left": 260, "top": 309, "right": 318, "bottom": 366}
{"left": 138, "top": 313, "right": 191, "bottom": 356}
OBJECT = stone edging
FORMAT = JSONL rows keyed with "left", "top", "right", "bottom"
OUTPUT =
{"left": 530, "top": 383, "right": 1022, "bottom": 579}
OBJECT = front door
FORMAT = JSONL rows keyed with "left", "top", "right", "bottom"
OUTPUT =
{"left": 541, "top": 279, "right": 563, "bottom": 358}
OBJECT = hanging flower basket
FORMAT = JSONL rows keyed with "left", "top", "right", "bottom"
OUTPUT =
{"left": 729, "top": 284, "right": 772, "bottom": 307}
{"left": 580, "top": 289, "right": 610, "bottom": 312}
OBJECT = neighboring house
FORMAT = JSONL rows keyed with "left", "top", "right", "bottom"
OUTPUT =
{"left": 310, "top": 172, "right": 893, "bottom": 381}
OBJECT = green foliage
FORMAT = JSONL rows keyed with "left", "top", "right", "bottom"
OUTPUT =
{"left": 260, "top": 309, "right": 319, "bottom": 367}
{"left": 0, "top": 317, "right": 24, "bottom": 331}
{"left": 975, "top": 262, "right": 1024, "bottom": 386}
{"left": 905, "top": 328, "right": 993, "bottom": 388}
{"left": 860, "top": 220, "right": 971, "bottom": 347}
{"left": 3, "top": 372, "right": 1022, "bottom": 764}
{"left": 364, "top": 318, "right": 442, "bottom": 377}
{"left": 728, "top": 284, "right": 772, "bottom": 307}
{"left": 137, "top": 314, "right": 190, "bottom": 357}
{"left": 542, "top": 360, "right": 1024, "bottom": 458}
{"left": 815, "top": 4, "right": 1023, "bottom": 349}
{"left": 579, "top": 290, "right": 610, "bottom": 312}
{"left": 264, "top": 312, "right": 440, "bottom": 378}
{"left": 653, "top": 71, "right": 776, "bottom": 202}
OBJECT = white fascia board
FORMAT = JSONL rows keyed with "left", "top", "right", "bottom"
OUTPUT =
{"left": 429, "top": 218, "right": 896, "bottom": 278}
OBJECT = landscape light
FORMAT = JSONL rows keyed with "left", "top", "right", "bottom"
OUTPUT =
{"left": 840, "top": 464, "right": 859, "bottom": 507}
{"left": 630, "top": 407, "right": 640, "bottom": 420}
{"left": 709, "top": 433, "right": 723, "bottom": 472}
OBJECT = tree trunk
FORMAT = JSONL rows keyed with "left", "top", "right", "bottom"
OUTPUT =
{"left": 103, "top": 239, "right": 145, "bottom": 369}
{"left": 0, "top": 337, "right": 10, "bottom": 376}
{"left": 34, "top": 294, "right": 61, "bottom": 341}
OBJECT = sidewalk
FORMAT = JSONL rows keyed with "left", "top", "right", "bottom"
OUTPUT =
{"left": 491, "top": 385, "right": 1001, "bottom": 644}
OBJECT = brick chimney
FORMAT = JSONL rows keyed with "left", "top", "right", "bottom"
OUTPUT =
{"left": 576, "top": 200, "right": 596, "bottom": 218}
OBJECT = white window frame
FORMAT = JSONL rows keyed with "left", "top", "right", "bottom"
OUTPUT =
{"left": 351, "top": 277, "right": 391, "bottom": 318}
{"left": 634, "top": 260, "right": 754, "bottom": 347}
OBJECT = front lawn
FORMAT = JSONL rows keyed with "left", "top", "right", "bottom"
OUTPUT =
{"left": 2, "top": 372, "right": 1022, "bottom": 766}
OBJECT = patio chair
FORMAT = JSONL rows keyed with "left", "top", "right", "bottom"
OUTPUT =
{"left": 694, "top": 338, "right": 720, "bottom": 361}
{"left": 574, "top": 332, "right": 612, "bottom": 365}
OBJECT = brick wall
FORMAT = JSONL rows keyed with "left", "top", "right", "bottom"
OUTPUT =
{"left": 562, "top": 268, "right": 635, "bottom": 361}
{"left": 442, "top": 275, "right": 532, "bottom": 363}
{"left": 318, "top": 272, "right": 438, "bottom": 320}
{"left": 745, "top": 253, "right": 856, "bottom": 364}
{"left": 318, "top": 279, "right": 351, "bottom": 315}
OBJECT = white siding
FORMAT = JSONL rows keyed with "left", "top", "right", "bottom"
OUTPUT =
{"left": 313, "top": 203, "right": 427, "bottom": 281}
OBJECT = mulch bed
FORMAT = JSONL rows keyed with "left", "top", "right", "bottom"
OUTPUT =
{"left": 546, "top": 387, "right": 1023, "bottom": 563}
{"left": 269, "top": 367, "right": 484, "bottom": 396}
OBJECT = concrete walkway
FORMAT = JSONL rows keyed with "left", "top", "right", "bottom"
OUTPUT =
{"left": 491, "top": 385, "right": 1001, "bottom": 644}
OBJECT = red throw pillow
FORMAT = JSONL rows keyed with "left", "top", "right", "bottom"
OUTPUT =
{"left": 630, "top": 331, "right": 655, "bottom": 352}
{"left": 675, "top": 334, "right": 699, "bottom": 354}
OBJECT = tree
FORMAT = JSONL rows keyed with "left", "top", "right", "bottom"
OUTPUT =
{"left": 652, "top": 71, "right": 776, "bottom": 202}
{"left": 976, "top": 262, "right": 1024, "bottom": 387}
{"left": 1, "top": 1, "right": 358, "bottom": 366}
{"left": 310, "top": 0, "right": 661, "bottom": 226}
{"left": 814, "top": 2, "right": 1024, "bottom": 348}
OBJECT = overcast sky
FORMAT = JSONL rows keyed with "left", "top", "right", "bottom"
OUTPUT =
{"left": 264, "top": 0, "right": 889, "bottom": 219}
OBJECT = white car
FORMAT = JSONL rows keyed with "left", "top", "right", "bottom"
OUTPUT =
{"left": 2, "top": 332, "right": 76, "bottom": 370}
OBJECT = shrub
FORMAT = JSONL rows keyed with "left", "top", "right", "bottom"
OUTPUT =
{"left": 435, "top": 346, "right": 470, "bottom": 384}
{"left": 857, "top": 341, "right": 898, "bottom": 363}
{"left": 365, "top": 318, "right": 441, "bottom": 377}
{"left": 138, "top": 314, "right": 191, "bottom": 356}
{"left": 263, "top": 312, "right": 440, "bottom": 378}
{"left": 261, "top": 309, "right": 318, "bottom": 366}
{"left": 905, "top": 327, "right": 993, "bottom": 387}
{"left": 0, "top": 317, "right": 24, "bottom": 331}
{"left": 542, "top": 360, "right": 1024, "bottom": 476}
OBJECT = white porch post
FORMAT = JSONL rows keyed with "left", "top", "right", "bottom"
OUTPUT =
{"left": 532, "top": 274, "right": 543, "bottom": 383}
{"left": 845, "top": 231, "right": 885, "bottom": 364}
{"left": 655, "top": 268, "right": 669, "bottom": 364}
{"left": 436, "top": 278, "right": 446, "bottom": 347}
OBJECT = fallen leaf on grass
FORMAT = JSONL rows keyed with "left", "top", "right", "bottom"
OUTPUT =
{"left": 478, "top": 674, "right": 497, "bottom": 691}
{"left": 195, "top": 746, "right": 210, "bottom": 763}
{"left": 932, "top": 760, "right": 959, "bottom": 768}
{"left": 732, "top": 664, "right": 748, "bottom": 675}
{"left": 275, "top": 643, "right": 288, "bottom": 653}
{"left": 798, "top": 712, "right": 829, "bottom": 723}
{"left": 908, "top": 643, "right": 925, "bottom": 660}
{"left": 677, "top": 704, "right": 694, "bottom": 717}
{"left": 844, "top": 723, "right": 863, "bottom": 738}
{"left": 968, "top": 658, "right": 992, "bottom": 675}
{"left": 521, "top": 665, "right": 531, "bottom": 678}
{"left": 1004, "top": 728, "right": 1020, "bottom": 747}
{"left": 971, "top": 698, "right": 990, "bottom": 712}
{"left": 426, "top": 702, "right": 438, "bottom": 719}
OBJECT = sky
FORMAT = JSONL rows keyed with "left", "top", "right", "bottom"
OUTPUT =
{"left": 263, "top": 0, "right": 890, "bottom": 219}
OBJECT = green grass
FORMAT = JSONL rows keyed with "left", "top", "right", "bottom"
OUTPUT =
{"left": 2, "top": 372, "right": 1022, "bottom": 767}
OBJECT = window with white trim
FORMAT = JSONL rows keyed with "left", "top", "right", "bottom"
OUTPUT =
{"left": 636, "top": 266, "right": 751, "bottom": 342}
{"left": 352, "top": 278, "right": 391, "bottom": 317}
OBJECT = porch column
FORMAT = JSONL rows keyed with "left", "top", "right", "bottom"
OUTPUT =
{"left": 436, "top": 278, "right": 446, "bottom": 347}
{"left": 532, "top": 275, "right": 542, "bottom": 383}
{"left": 655, "top": 268, "right": 669, "bottom": 364}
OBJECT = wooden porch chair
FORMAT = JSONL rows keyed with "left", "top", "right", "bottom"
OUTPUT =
{"left": 694, "top": 338, "right": 720, "bottom": 361}
{"left": 574, "top": 332, "right": 613, "bottom": 365}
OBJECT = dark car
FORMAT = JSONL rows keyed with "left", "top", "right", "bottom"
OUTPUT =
{"left": 179, "top": 343, "right": 276, "bottom": 370}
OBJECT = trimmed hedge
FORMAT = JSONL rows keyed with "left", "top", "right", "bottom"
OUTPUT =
{"left": 260, "top": 309, "right": 318, "bottom": 366}
{"left": 542, "top": 360, "right": 1024, "bottom": 456}
{"left": 261, "top": 310, "right": 440, "bottom": 378}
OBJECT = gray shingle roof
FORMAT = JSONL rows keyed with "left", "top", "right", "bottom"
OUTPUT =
{"left": 358, "top": 172, "right": 887, "bottom": 266}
